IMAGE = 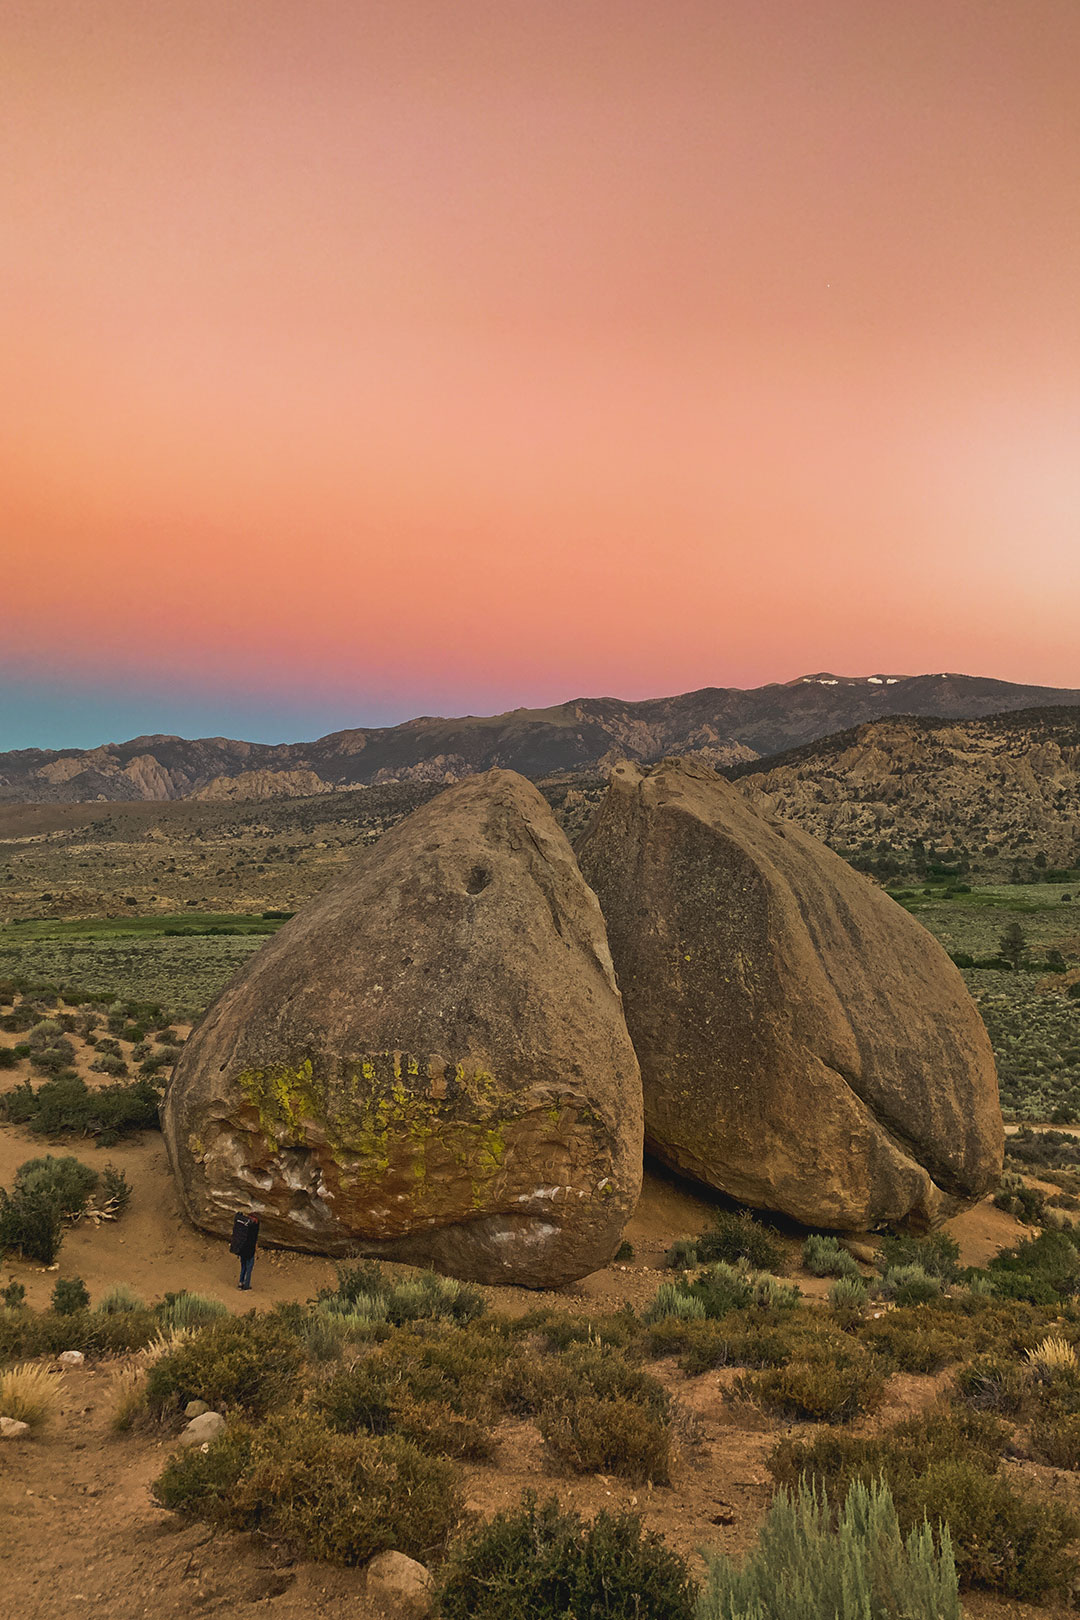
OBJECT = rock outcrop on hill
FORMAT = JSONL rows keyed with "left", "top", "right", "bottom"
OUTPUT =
{"left": 576, "top": 758, "right": 1003, "bottom": 1231}
{"left": 161, "top": 769, "right": 642, "bottom": 1286}
{"left": 734, "top": 710, "right": 1080, "bottom": 878}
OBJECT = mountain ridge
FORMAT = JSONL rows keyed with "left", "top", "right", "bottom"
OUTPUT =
{"left": 3, "top": 671, "right": 1079, "bottom": 803}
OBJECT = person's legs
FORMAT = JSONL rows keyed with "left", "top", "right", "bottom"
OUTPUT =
{"left": 238, "top": 1252, "right": 254, "bottom": 1289}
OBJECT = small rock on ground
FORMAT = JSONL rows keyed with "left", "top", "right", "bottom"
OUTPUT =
{"left": 58, "top": 1350, "right": 85, "bottom": 1367}
{"left": 1, "top": 1415, "right": 32, "bottom": 1439}
{"left": 184, "top": 1399, "right": 211, "bottom": 1418}
{"left": 178, "top": 1411, "right": 225, "bottom": 1447}
{"left": 365, "top": 1550, "right": 434, "bottom": 1617}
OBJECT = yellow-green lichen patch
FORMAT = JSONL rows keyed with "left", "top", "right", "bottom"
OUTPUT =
{"left": 238, "top": 1059, "right": 322, "bottom": 1153}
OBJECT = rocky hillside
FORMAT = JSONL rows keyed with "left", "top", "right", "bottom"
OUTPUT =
{"left": 736, "top": 707, "right": 1080, "bottom": 879}
{"left": 4, "top": 672, "right": 1080, "bottom": 803}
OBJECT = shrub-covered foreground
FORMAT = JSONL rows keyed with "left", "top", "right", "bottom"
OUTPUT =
{"left": 5, "top": 1230, "right": 1080, "bottom": 1609}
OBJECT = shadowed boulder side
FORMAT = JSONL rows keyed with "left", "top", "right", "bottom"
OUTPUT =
{"left": 576, "top": 758, "right": 1003, "bottom": 1232}
{"left": 161, "top": 769, "right": 642, "bottom": 1286}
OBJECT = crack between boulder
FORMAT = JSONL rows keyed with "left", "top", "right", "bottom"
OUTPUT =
{"left": 821, "top": 1058, "right": 966, "bottom": 1205}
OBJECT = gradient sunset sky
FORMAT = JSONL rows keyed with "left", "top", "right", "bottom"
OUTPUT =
{"left": 4, "top": 1, "right": 1079, "bottom": 749}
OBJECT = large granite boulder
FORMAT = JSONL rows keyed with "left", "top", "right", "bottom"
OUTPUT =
{"left": 576, "top": 758, "right": 1003, "bottom": 1231}
{"left": 161, "top": 770, "right": 641, "bottom": 1286}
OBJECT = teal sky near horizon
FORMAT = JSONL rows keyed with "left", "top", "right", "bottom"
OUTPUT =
{"left": 3, "top": 2, "right": 1079, "bottom": 751}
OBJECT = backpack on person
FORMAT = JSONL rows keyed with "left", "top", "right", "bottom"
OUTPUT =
{"left": 230, "top": 1213, "right": 256, "bottom": 1255}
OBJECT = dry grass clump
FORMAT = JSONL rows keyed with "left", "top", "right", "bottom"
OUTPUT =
{"left": 0, "top": 1361, "right": 62, "bottom": 1430}
{"left": 1025, "top": 1334, "right": 1077, "bottom": 1373}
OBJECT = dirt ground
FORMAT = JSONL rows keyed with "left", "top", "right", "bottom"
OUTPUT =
{"left": 0, "top": 1012, "right": 1063, "bottom": 1620}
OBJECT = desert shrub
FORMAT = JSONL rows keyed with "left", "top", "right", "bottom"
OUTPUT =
{"left": 675, "top": 1261, "right": 800, "bottom": 1320}
{"left": 2, "top": 1280, "right": 26, "bottom": 1307}
{"left": 319, "top": 1263, "right": 485, "bottom": 1328}
{"left": 880, "top": 1264, "right": 941, "bottom": 1306}
{"left": 1030, "top": 1411, "right": 1080, "bottom": 1469}
{"left": 146, "top": 1313, "right": 304, "bottom": 1416}
{"left": 0, "top": 1046, "right": 18, "bottom": 1068}
{"left": 983, "top": 1226, "right": 1080, "bottom": 1301}
{"left": 437, "top": 1492, "right": 697, "bottom": 1620}
{"left": 699, "top": 1478, "right": 959, "bottom": 1620}
{"left": 665, "top": 1237, "right": 700, "bottom": 1269}
{"left": 97, "top": 1283, "right": 144, "bottom": 1314}
{"left": 828, "top": 1275, "right": 868, "bottom": 1311}
{"left": 914, "top": 1458, "right": 1077, "bottom": 1598}
{"left": 736, "top": 1353, "right": 884, "bottom": 1424}
{"left": 677, "top": 1262, "right": 753, "bottom": 1317}
{"left": 533, "top": 1311, "right": 640, "bottom": 1353}
{"left": 531, "top": 1343, "right": 673, "bottom": 1485}
{"left": 956, "top": 1354, "right": 1027, "bottom": 1414}
{"left": 541, "top": 1392, "right": 671, "bottom": 1485}
{"left": 0, "top": 1305, "right": 160, "bottom": 1364}
{"left": 52, "top": 1276, "right": 90, "bottom": 1315}
{"left": 803, "top": 1234, "right": 861, "bottom": 1279}
{"left": 696, "top": 1209, "right": 783, "bottom": 1273}
{"left": 14, "top": 1155, "right": 98, "bottom": 1217}
{"left": 858, "top": 1296, "right": 1051, "bottom": 1366}
{"left": 0, "top": 1185, "right": 64, "bottom": 1262}
{"left": 644, "top": 1283, "right": 708, "bottom": 1324}
{"left": 614, "top": 1240, "right": 634, "bottom": 1261}
{"left": 0, "top": 1361, "right": 62, "bottom": 1429}
{"left": 0, "top": 1073, "right": 162, "bottom": 1143}
{"left": 314, "top": 1329, "right": 500, "bottom": 1461}
{"left": 151, "top": 1419, "right": 256, "bottom": 1518}
{"left": 156, "top": 1412, "right": 462, "bottom": 1565}
{"left": 770, "top": 1404, "right": 1075, "bottom": 1598}
{"left": 156, "top": 1291, "right": 230, "bottom": 1332}
{"left": 878, "top": 1231, "right": 960, "bottom": 1284}
{"left": 90, "top": 1054, "right": 128, "bottom": 1078}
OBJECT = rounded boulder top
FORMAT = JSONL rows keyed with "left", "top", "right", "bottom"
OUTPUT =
{"left": 161, "top": 768, "right": 642, "bottom": 1286}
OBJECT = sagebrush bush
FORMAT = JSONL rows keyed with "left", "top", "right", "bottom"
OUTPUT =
{"left": 437, "top": 1492, "right": 696, "bottom": 1620}
{"left": 880, "top": 1264, "right": 941, "bottom": 1306}
{"left": 541, "top": 1391, "right": 672, "bottom": 1485}
{"left": 735, "top": 1352, "right": 884, "bottom": 1424}
{"left": 0, "top": 1185, "right": 63, "bottom": 1262}
{"left": 770, "top": 1402, "right": 1076, "bottom": 1599}
{"left": 146, "top": 1313, "right": 304, "bottom": 1416}
{"left": 97, "top": 1283, "right": 145, "bottom": 1314}
{"left": 699, "top": 1477, "right": 959, "bottom": 1620}
{"left": 157, "top": 1291, "right": 230, "bottom": 1332}
{"left": 802, "top": 1234, "right": 861, "bottom": 1279}
{"left": 643, "top": 1283, "right": 707, "bottom": 1324}
{"left": 828, "top": 1275, "right": 868, "bottom": 1311}
{"left": 0, "top": 1073, "right": 162, "bottom": 1144}
{"left": 321, "top": 1262, "right": 485, "bottom": 1328}
{"left": 314, "top": 1328, "right": 500, "bottom": 1461}
{"left": 52, "top": 1276, "right": 90, "bottom": 1315}
{"left": 696, "top": 1209, "right": 784, "bottom": 1273}
{"left": 878, "top": 1231, "right": 960, "bottom": 1284}
{"left": 13, "top": 1155, "right": 98, "bottom": 1217}
{"left": 154, "top": 1413, "right": 462, "bottom": 1565}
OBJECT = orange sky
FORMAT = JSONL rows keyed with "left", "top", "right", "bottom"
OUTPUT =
{"left": 3, "top": 1, "right": 1079, "bottom": 746}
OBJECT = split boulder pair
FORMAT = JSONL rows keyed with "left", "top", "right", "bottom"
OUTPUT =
{"left": 162, "top": 760, "right": 1003, "bottom": 1286}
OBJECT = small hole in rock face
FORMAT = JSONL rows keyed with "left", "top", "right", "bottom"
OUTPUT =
{"left": 466, "top": 865, "right": 493, "bottom": 894}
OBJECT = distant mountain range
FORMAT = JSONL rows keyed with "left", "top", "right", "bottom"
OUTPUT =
{"left": 2, "top": 671, "right": 1079, "bottom": 803}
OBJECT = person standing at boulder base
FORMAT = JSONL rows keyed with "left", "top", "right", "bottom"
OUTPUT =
{"left": 230, "top": 1210, "right": 260, "bottom": 1290}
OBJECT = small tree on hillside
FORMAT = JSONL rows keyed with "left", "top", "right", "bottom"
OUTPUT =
{"left": 999, "top": 922, "right": 1028, "bottom": 970}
